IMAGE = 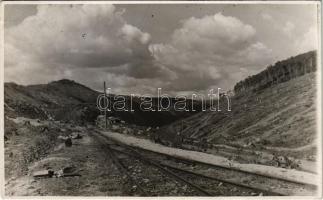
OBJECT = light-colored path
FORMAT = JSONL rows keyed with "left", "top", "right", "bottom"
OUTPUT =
{"left": 100, "top": 130, "right": 319, "bottom": 186}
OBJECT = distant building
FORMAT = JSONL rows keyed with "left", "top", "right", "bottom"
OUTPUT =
{"left": 96, "top": 115, "right": 122, "bottom": 128}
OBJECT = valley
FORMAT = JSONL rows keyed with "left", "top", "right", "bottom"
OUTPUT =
{"left": 4, "top": 50, "right": 319, "bottom": 196}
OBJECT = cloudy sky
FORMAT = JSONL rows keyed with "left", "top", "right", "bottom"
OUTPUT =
{"left": 4, "top": 3, "right": 319, "bottom": 96}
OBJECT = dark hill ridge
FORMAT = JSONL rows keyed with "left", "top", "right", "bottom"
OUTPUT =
{"left": 5, "top": 79, "right": 100, "bottom": 123}
{"left": 234, "top": 51, "right": 316, "bottom": 94}
{"left": 4, "top": 79, "right": 201, "bottom": 126}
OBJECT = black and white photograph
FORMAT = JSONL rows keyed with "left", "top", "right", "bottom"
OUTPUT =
{"left": 2, "top": 1, "right": 321, "bottom": 197}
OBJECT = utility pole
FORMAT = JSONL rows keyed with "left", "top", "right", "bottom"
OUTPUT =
{"left": 180, "top": 120, "right": 185, "bottom": 143}
{"left": 181, "top": 120, "right": 184, "bottom": 135}
{"left": 104, "top": 81, "right": 107, "bottom": 129}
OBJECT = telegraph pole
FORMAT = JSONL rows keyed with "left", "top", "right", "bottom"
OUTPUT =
{"left": 181, "top": 120, "right": 185, "bottom": 143}
{"left": 181, "top": 120, "right": 184, "bottom": 135}
{"left": 104, "top": 81, "right": 107, "bottom": 129}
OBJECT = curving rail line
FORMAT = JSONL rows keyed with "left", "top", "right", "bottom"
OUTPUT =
{"left": 92, "top": 131, "right": 291, "bottom": 196}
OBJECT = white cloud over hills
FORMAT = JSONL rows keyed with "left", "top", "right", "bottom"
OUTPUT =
{"left": 4, "top": 4, "right": 319, "bottom": 95}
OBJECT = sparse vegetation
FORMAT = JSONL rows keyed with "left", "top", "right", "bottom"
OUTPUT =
{"left": 4, "top": 51, "right": 319, "bottom": 196}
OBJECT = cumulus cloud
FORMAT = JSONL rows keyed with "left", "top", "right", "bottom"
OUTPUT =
{"left": 6, "top": 6, "right": 315, "bottom": 96}
{"left": 120, "top": 24, "right": 151, "bottom": 44}
{"left": 150, "top": 13, "right": 274, "bottom": 93}
{"left": 5, "top": 4, "right": 174, "bottom": 93}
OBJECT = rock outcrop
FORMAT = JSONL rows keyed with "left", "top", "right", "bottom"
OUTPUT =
{"left": 234, "top": 51, "right": 317, "bottom": 94}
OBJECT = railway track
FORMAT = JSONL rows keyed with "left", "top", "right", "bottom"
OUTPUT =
{"left": 94, "top": 132, "right": 214, "bottom": 196}
{"left": 112, "top": 145, "right": 214, "bottom": 196}
{"left": 127, "top": 145, "right": 318, "bottom": 192}
{"left": 110, "top": 145, "right": 280, "bottom": 196}
{"left": 90, "top": 131, "right": 316, "bottom": 196}
{"left": 93, "top": 133, "right": 148, "bottom": 196}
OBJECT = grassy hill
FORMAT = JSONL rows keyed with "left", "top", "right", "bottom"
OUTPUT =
{"left": 4, "top": 79, "right": 200, "bottom": 126}
{"left": 160, "top": 51, "right": 318, "bottom": 160}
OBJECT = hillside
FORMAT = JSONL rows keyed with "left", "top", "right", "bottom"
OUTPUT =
{"left": 161, "top": 51, "right": 318, "bottom": 160}
{"left": 4, "top": 79, "right": 200, "bottom": 127}
{"left": 234, "top": 51, "right": 316, "bottom": 94}
{"left": 5, "top": 79, "right": 100, "bottom": 123}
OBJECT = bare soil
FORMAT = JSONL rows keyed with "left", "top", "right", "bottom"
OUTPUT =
{"left": 5, "top": 121, "right": 127, "bottom": 196}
